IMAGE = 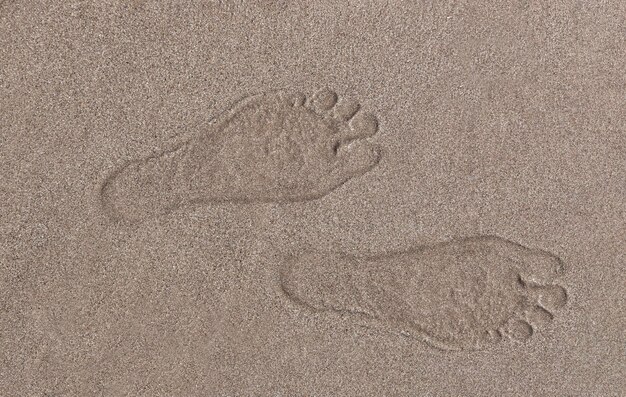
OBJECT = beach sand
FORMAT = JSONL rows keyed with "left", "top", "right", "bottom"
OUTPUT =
{"left": 1, "top": 1, "right": 624, "bottom": 395}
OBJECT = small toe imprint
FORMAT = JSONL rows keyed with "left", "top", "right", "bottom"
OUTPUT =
{"left": 528, "top": 283, "right": 568, "bottom": 311}
{"left": 283, "top": 91, "right": 306, "bottom": 107}
{"left": 309, "top": 88, "right": 338, "bottom": 113}
{"left": 504, "top": 318, "right": 534, "bottom": 341}
{"left": 526, "top": 305, "right": 553, "bottom": 327}
{"left": 334, "top": 99, "right": 361, "bottom": 121}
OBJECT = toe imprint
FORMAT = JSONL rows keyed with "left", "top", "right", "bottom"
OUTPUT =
{"left": 309, "top": 88, "right": 338, "bottom": 113}
{"left": 504, "top": 318, "right": 534, "bottom": 341}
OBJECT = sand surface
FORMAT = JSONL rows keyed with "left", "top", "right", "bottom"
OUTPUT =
{"left": 1, "top": 1, "right": 625, "bottom": 396}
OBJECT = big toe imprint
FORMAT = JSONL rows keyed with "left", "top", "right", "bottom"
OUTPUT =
{"left": 279, "top": 236, "right": 569, "bottom": 351}
{"left": 100, "top": 88, "right": 381, "bottom": 223}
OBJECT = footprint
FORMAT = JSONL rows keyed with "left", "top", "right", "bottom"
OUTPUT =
{"left": 279, "top": 235, "right": 568, "bottom": 351}
{"left": 100, "top": 88, "right": 381, "bottom": 223}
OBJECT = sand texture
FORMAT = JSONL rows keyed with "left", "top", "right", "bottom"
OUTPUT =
{"left": 1, "top": 1, "right": 625, "bottom": 396}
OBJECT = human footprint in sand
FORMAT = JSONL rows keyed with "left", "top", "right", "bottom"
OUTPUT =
{"left": 101, "top": 88, "right": 381, "bottom": 223}
{"left": 101, "top": 88, "right": 569, "bottom": 352}
{"left": 280, "top": 236, "right": 568, "bottom": 351}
